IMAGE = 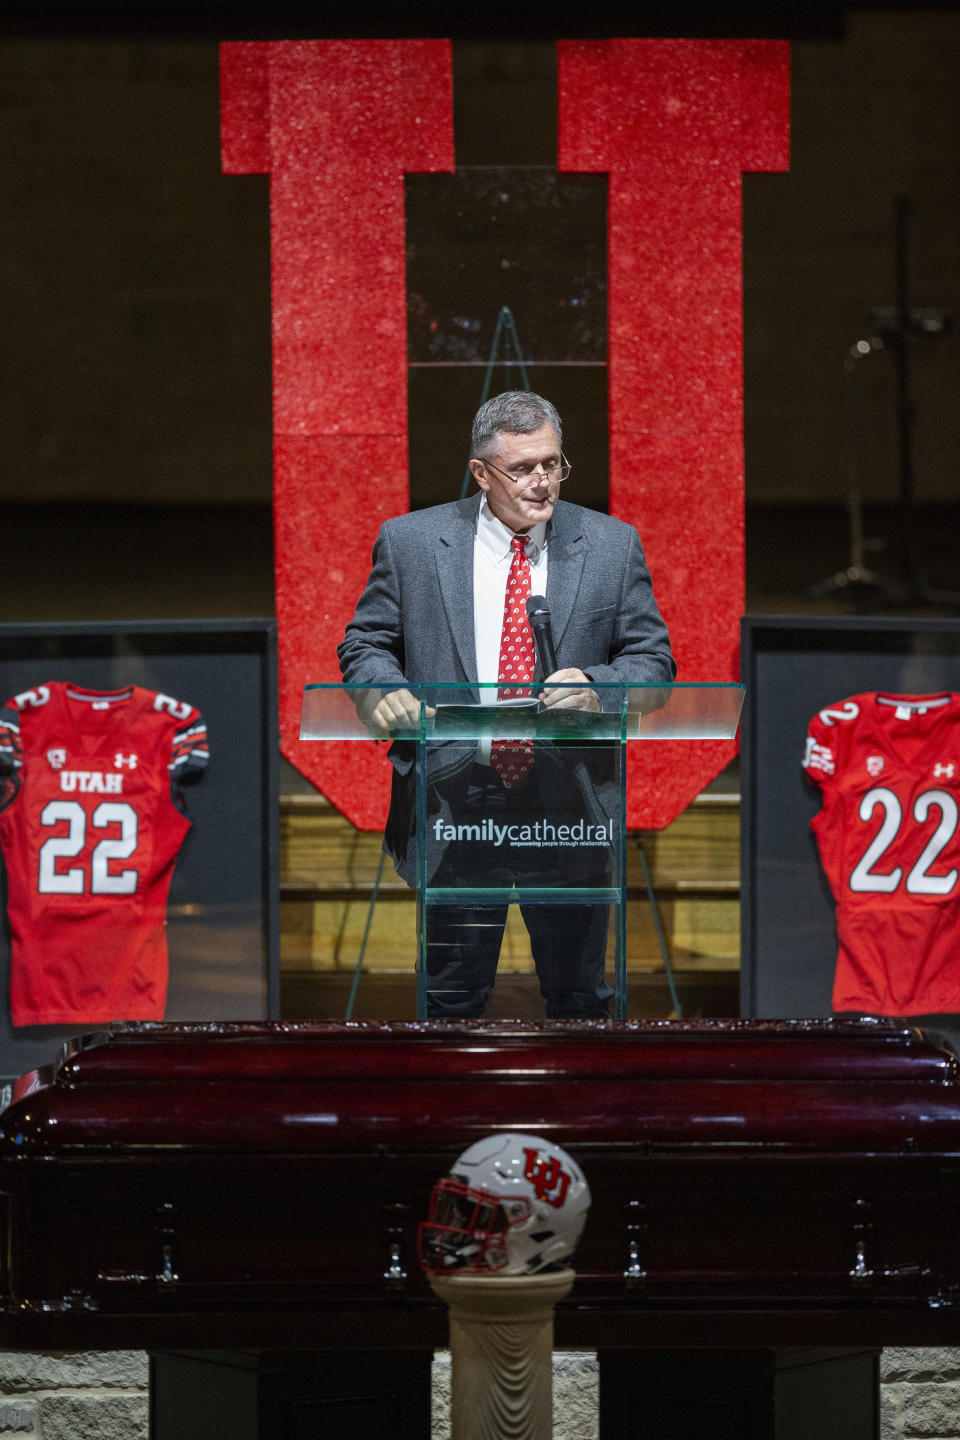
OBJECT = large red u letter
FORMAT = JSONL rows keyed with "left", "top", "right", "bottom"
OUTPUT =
{"left": 221, "top": 39, "right": 788, "bottom": 830}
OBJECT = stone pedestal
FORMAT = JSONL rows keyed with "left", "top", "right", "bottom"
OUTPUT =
{"left": 429, "top": 1268, "right": 575, "bottom": 1440}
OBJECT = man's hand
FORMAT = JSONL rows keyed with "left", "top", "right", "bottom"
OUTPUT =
{"left": 539, "top": 669, "right": 601, "bottom": 713}
{"left": 368, "top": 688, "right": 435, "bottom": 738}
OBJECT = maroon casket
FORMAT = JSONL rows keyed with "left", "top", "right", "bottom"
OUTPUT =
{"left": 1, "top": 1017, "right": 960, "bottom": 1351}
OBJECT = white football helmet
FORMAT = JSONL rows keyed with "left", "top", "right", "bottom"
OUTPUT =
{"left": 418, "top": 1131, "right": 591, "bottom": 1276}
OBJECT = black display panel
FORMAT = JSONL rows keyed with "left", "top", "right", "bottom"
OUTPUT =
{"left": 740, "top": 614, "right": 960, "bottom": 1018}
{"left": 0, "top": 619, "right": 279, "bottom": 1082}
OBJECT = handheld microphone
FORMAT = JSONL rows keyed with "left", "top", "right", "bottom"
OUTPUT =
{"left": 525, "top": 596, "right": 559, "bottom": 679}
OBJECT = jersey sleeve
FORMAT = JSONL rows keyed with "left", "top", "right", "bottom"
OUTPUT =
{"left": 0, "top": 701, "right": 22, "bottom": 776}
{"left": 0, "top": 701, "right": 23, "bottom": 811}
{"left": 168, "top": 706, "right": 210, "bottom": 786}
{"left": 801, "top": 709, "right": 838, "bottom": 790}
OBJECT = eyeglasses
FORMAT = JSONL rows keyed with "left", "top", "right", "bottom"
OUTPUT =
{"left": 479, "top": 454, "right": 572, "bottom": 485}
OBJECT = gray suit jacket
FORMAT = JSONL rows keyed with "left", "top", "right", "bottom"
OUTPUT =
{"left": 337, "top": 493, "right": 676, "bottom": 882}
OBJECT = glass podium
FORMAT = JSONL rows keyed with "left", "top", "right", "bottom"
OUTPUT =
{"left": 300, "top": 682, "right": 744, "bottom": 1019}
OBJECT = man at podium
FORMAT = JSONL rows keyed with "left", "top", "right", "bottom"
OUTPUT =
{"left": 338, "top": 391, "right": 674, "bottom": 1019}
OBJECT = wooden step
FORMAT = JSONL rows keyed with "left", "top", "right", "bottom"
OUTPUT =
{"left": 281, "top": 968, "right": 740, "bottom": 1024}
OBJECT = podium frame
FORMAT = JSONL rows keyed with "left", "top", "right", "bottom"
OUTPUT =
{"left": 301, "top": 682, "right": 744, "bottom": 1019}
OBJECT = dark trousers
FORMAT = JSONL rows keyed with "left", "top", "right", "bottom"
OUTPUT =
{"left": 425, "top": 765, "right": 613, "bottom": 1020}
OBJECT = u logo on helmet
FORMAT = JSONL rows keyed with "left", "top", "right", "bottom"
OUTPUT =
{"left": 522, "top": 1148, "right": 571, "bottom": 1208}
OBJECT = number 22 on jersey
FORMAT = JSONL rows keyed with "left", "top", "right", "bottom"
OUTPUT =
{"left": 850, "top": 786, "right": 958, "bottom": 896}
{"left": 37, "top": 800, "right": 139, "bottom": 896}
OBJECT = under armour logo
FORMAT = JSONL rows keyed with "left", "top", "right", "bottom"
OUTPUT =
{"left": 523, "top": 1148, "right": 571, "bottom": 1208}
{"left": 46, "top": 748, "right": 66, "bottom": 771}
{"left": 933, "top": 762, "right": 956, "bottom": 780}
{"left": 114, "top": 753, "right": 139, "bottom": 769}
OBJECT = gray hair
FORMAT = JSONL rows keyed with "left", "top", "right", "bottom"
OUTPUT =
{"left": 471, "top": 391, "right": 563, "bottom": 459}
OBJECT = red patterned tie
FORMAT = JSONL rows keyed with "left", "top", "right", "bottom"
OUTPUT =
{"left": 491, "top": 535, "right": 536, "bottom": 787}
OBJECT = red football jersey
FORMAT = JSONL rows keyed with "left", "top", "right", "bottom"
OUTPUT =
{"left": 0, "top": 682, "right": 209, "bottom": 1026}
{"left": 802, "top": 691, "right": 960, "bottom": 1015}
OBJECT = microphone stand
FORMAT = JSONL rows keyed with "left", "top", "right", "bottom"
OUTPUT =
{"left": 806, "top": 196, "right": 956, "bottom": 605}
{"left": 805, "top": 333, "right": 903, "bottom": 602}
